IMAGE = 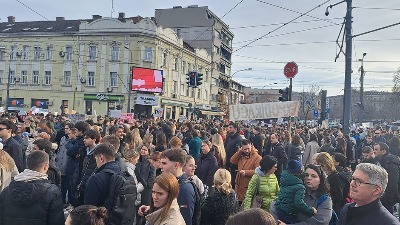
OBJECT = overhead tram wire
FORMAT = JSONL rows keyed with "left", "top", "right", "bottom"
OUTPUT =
{"left": 255, "top": 0, "right": 340, "bottom": 25}
{"left": 15, "top": 0, "right": 49, "bottom": 21}
{"left": 233, "top": 0, "right": 332, "bottom": 53}
{"left": 230, "top": 17, "right": 343, "bottom": 29}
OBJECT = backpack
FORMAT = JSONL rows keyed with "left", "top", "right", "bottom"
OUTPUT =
{"left": 316, "top": 194, "right": 338, "bottom": 225}
{"left": 185, "top": 180, "right": 202, "bottom": 225}
{"left": 102, "top": 169, "right": 137, "bottom": 225}
{"left": 336, "top": 171, "right": 353, "bottom": 203}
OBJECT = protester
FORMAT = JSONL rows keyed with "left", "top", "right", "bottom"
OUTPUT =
{"left": 303, "top": 133, "right": 320, "bottom": 165}
{"left": 66, "top": 205, "right": 107, "bottom": 225}
{"left": 230, "top": 139, "right": 262, "bottom": 204}
{"left": 211, "top": 133, "right": 227, "bottom": 168}
{"left": 138, "top": 173, "right": 185, "bottom": 225}
{"left": 338, "top": 163, "right": 400, "bottom": 225}
{"left": 0, "top": 150, "right": 64, "bottom": 225}
{"left": 201, "top": 169, "right": 239, "bottom": 225}
{"left": 243, "top": 155, "right": 279, "bottom": 211}
{"left": 195, "top": 139, "right": 218, "bottom": 189}
{"left": 0, "top": 119, "right": 25, "bottom": 172}
{"left": 0, "top": 143, "right": 19, "bottom": 192}
{"left": 226, "top": 208, "right": 277, "bottom": 225}
{"left": 272, "top": 164, "right": 333, "bottom": 225}
{"left": 184, "top": 155, "right": 205, "bottom": 194}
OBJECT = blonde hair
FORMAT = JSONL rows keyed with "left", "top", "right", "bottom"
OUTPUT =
{"left": 0, "top": 150, "right": 16, "bottom": 172}
{"left": 124, "top": 149, "right": 140, "bottom": 160}
{"left": 211, "top": 134, "right": 226, "bottom": 166}
{"left": 143, "top": 133, "right": 153, "bottom": 146}
{"left": 316, "top": 152, "right": 337, "bottom": 173}
{"left": 150, "top": 173, "right": 180, "bottom": 222}
{"left": 169, "top": 136, "right": 182, "bottom": 149}
{"left": 214, "top": 169, "right": 232, "bottom": 195}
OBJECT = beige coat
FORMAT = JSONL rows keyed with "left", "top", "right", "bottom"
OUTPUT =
{"left": 230, "top": 147, "right": 262, "bottom": 201}
{"left": 146, "top": 199, "right": 186, "bottom": 225}
{"left": 0, "top": 165, "right": 19, "bottom": 192}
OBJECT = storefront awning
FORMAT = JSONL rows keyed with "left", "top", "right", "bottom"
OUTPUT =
{"left": 200, "top": 110, "right": 225, "bottom": 116}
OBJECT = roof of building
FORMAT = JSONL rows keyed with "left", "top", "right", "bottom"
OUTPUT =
{"left": 0, "top": 20, "right": 85, "bottom": 34}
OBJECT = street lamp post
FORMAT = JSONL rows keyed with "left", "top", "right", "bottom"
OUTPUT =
{"left": 358, "top": 53, "right": 366, "bottom": 124}
{"left": 229, "top": 68, "right": 252, "bottom": 105}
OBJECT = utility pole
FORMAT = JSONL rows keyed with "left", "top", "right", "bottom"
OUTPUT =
{"left": 343, "top": 0, "right": 353, "bottom": 135}
{"left": 127, "top": 66, "right": 132, "bottom": 113}
{"left": 5, "top": 53, "right": 11, "bottom": 114}
{"left": 359, "top": 53, "right": 366, "bottom": 124}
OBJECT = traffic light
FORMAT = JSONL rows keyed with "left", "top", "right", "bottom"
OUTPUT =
{"left": 187, "top": 71, "right": 197, "bottom": 87}
{"left": 196, "top": 73, "right": 203, "bottom": 87}
{"left": 278, "top": 87, "right": 289, "bottom": 101}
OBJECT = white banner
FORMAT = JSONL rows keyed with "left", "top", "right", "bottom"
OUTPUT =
{"left": 229, "top": 101, "right": 300, "bottom": 121}
{"left": 153, "top": 108, "right": 164, "bottom": 118}
{"left": 134, "top": 94, "right": 159, "bottom": 106}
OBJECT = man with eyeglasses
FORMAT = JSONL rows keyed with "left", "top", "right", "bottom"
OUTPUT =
{"left": 374, "top": 142, "right": 400, "bottom": 213}
{"left": 0, "top": 119, "right": 25, "bottom": 172}
{"left": 373, "top": 129, "right": 387, "bottom": 144}
{"left": 356, "top": 134, "right": 374, "bottom": 163}
{"left": 338, "top": 163, "right": 399, "bottom": 225}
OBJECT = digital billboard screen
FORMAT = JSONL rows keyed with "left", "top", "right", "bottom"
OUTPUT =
{"left": 131, "top": 67, "right": 163, "bottom": 93}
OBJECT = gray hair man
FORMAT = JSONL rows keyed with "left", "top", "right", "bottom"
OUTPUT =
{"left": 337, "top": 163, "right": 400, "bottom": 225}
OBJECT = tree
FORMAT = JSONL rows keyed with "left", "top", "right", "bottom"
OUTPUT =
{"left": 299, "top": 84, "right": 321, "bottom": 122}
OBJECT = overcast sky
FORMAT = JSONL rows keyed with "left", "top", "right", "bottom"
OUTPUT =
{"left": 2, "top": 0, "right": 400, "bottom": 96}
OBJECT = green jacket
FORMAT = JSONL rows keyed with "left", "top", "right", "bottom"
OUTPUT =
{"left": 243, "top": 166, "right": 280, "bottom": 211}
{"left": 276, "top": 170, "right": 314, "bottom": 216}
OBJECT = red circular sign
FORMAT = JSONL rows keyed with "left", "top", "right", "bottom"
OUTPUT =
{"left": 284, "top": 62, "right": 298, "bottom": 79}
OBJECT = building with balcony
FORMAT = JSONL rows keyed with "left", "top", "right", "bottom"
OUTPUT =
{"left": 0, "top": 14, "right": 212, "bottom": 119}
{"left": 155, "top": 5, "right": 234, "bottom": 113}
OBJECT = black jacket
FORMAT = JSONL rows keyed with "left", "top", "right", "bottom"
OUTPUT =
{"left": 135, "top": 156, "right": 156, "bottom": 206}
{"left": 252, "top": 133, "right": 264, "bottom": 154}
{"left": 2, "top": 137, "right": 25, "bottom": 172}
{"left": 338, "top": 199, "right": 399, "bottom": 225}
{"left": 195, "top": 151, "right": 218, "bottom": 187}
{"left": 268, "top": 142, "right": 288, "bottom": 176}
{"left": 84, "top": 161, "right": 121, "bottom": 206}
{"left": 328, "top": 172, "right": 345, "bottom": 213}
{"left": 200, "top": 189, "right": 239, "bottom": 225}
{"left": 0, "top": 179, "right": 64, "bottom": 225}
{"left": 224, "top": 132, "right": 242, "bottom": 168}
{"left": 285, "top": 143, "right": 303, "bottom": 161}
{"left": 379, "top": 153, "right": 400, "bottom": 210}
{"left": 320, "top": 144, "right": 335, "bottom": 154}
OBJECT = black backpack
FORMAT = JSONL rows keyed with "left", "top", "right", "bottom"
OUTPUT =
{"left": 337, "top": 171, "right": 352, "bottom": 203}
{"left": 185, "top": 180, "right": 202, "bottom": 225}
{"left": 102, "top": 169, "right": 137, "bottom": 225}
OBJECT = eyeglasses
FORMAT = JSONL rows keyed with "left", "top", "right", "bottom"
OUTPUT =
{"left": 350, "top": 176, "right": 376, "bottom": 187}
{"left": 0, "top": 127, "right": 8, "bottom": 131}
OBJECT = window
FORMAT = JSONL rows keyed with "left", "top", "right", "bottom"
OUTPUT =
{"left": 182, "top": 61, "right": 186, "bottom": 73}
{"left": 0, "top": 70, "right": 3, "bottom": 84}
{"left": 144, "top": 47, "right": 152, "bottom": 62}
{"left": 66, "top": 46, "right": 73, "bottom": 60}
{"left": 63, "top": 71, "right": 71, "bottom": 85}
{"left": 21, "top": 70, "right": 28, "bottom": 84}
{"left": 181, "top": 83, "right": 185, "bottom": 96}
{"left": 111, "top": 46, "right": 119, "bottom": 61}
{"left": 11, "top": 46, "right": 17, "bottom": 60}
{"left": 188, "top": 63, "right": 191, "bottom": 72}
{"left": 44, "top": 71, "right": 51, "bottom": 85}
{"left": 46, "top": 46, "right": 53, "bottom": 60}
{"left": 22, "top": 46, "right": 29, "bottom": 60}
{"left": 110, "top": 72, "right": 118, "bottom": 87}
{"left": 32, "top": 71, "right": 39, "bottom": 84}
{"left": 204, "top": 90, "right": 208, "bottom": 101}
{"left": 186, "top": 86, "right": 189, "bottom": 97}
{"left": 173, "top": 81, "right": 177, "bottom": 94}
{"left": 88, "top": 71, "right": 95, "bottom": 86}
{"left": 174, "top": 58, "right": 178, "bottom": 71}
{"left": 163, "top": 52, "right": 167, "bottom": 67}
{"left": 89, "top": 46, "right": 96, "bottom": 60}
{"left": 0, "top": 48, "right": 5, "bottom": 60}
{"left": 33, "top": 46, "right": 41, "bottom": 60}
{"left": 9, "top": 70, "right": 15, "bottom": 84}
{"left": 205, "top": 71, "right": 209, "bottom": 82}
{"left": 198, "top": 89, "right": 201, "bottom": 99}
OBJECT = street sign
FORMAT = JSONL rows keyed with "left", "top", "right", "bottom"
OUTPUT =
{"left": 284, "top": 61, "right": 298, "bottom": 79}
{"left": 314, "top": 110, "right": 318, "bottom": 117}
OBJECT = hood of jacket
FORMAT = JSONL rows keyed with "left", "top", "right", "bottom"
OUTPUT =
{"left": 255, "top": 166, "right": 266, "bottom": 177}
{"left": 14, "top": 169, "right": 48, "bottom": 182}
{"left": 279, "top": 170, "right": 303, "bottom": 186}
{"left": 96, "top": 161, "right": 122, "bottom": 174}
{"left": 7, "top": 179, "right": 52, "bottom": 207}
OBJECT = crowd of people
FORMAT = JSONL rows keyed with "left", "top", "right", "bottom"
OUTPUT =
{"left": 0, "top": 113, "right": 399, "bottom": 225}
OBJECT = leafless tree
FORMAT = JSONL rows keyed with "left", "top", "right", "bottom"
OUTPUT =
{"left": 299, "top": 84, "right": 321, "bottom": 122}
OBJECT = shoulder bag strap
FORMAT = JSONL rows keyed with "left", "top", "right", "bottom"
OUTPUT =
{"left": 255, "top": 174, "right": 261, "bottom": 196}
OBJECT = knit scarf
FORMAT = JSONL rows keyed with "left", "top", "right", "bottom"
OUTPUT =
{"left": 14, "top": 169, "right": 48, "bottom": 182}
